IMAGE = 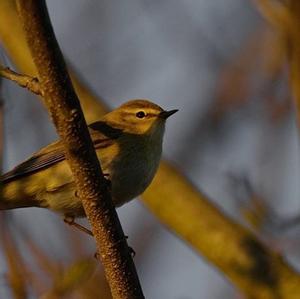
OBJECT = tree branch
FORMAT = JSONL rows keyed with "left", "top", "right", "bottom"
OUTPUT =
{"left": 256, "top": 0, "right": 300, "bottom": 123}
{"left": 2, "top": 1, "right": 300, "bottom": 298}
{"left": 0, "top": 64, "right": 42, "bottom": 95}
{"left": 0, "top": 0, "right": 107, "bottom": 122}
{"left": 143, "top": 163, "right": 300, "bottom": 299}
{"left": 15, "top": 1, "right": 144, "bottom": 298}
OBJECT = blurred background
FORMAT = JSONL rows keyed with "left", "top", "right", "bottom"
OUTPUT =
{"left": 1, "top": 0, "right": 299, "bottom": 298}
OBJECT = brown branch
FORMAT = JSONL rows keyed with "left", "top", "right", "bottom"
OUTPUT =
{"left": 39, "top": 259, "right": 96, "bottom": 299}
{"left": 0, "top": 217, "right": 29, "bottom": 299}
{"left": 15, "top": 1, "right": 144, "bottom": 299}
{"left": 256, "top": 0, "right": 300, "bottom": 124}
{"left": 0, "top": 64, "right": 42, "bottom": 95}
{"left": 0, "top": 0, "right": 107, "bottom": 122}
{"left": 0, "top": 72, "right": 4, "bottom": 173}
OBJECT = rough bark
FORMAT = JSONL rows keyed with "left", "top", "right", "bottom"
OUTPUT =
{"left": 15, "top": 1, "right": 144, "bottom": 298}
{"left": 0, "top": 65, "right": 41, "bottom": 95}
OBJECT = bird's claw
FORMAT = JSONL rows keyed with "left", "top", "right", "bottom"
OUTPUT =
{"left": 63, "top": 216, "right": 93, "bottom": 236}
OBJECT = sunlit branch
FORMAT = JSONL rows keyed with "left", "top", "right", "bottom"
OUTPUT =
{"left": 0, "top": 64, "right": 42, "bottom": 95}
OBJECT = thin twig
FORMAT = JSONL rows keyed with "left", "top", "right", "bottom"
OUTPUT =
{"left": 16, "top": 1, "right": 144, "bottom": 299}
{"left": 0, "top": 64, "right": 42, "bottom": 95}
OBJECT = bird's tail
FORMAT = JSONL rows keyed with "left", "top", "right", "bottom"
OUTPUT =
{"left": 0, "top": 180, "right": 38, "bottom": 210}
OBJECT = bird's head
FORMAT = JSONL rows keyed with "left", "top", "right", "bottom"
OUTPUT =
{"left": 102, "top": 99, "right": 178, "bottom": 136}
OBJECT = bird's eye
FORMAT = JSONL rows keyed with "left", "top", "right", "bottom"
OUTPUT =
{"left": 136, "top": 111, "right": 146, "bottom": 118}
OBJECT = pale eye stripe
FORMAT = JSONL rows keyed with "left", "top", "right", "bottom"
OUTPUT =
{"left": 121, "top": 109, "right": 160, "bottom": 116}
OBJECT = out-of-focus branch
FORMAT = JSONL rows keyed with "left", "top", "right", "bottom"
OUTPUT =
{"left": 15, "top": 1, "right": 144, "bottom": 299}
{"left": 0, "top": 70, "right": 3, "bottom": 172}
{"left": 0, "top": 64, "right": 42, "bottom": 95}
{"left": 255, "top": 0, "right": 295, "bottom": 31}
{"left": 212, "top": 27, "right": 288, "bottom": 122}
{"left": 40, "top": 259, "right": 96, "bottom": 299}
{"left": 256, "top": 0, "right": 300, "bottom": 123}
{"left": 143, "top": 163, "right": 300, "bottom": 299}
{"left": 0, "top": 0, "right": 107, "bottom": 122}
{"left": 2, "top": 0, "right": 300, "bottom": 298}
{"left": 0, "top": 218, "right": 29, "bottom": 299}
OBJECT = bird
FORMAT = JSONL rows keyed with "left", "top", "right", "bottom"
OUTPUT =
{"left": 0, "top": 99, "right": 178, "bottom": 219}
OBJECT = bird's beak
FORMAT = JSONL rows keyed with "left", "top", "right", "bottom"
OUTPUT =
{"left": 159, "top": 109, "right": 178, "bottom": 119}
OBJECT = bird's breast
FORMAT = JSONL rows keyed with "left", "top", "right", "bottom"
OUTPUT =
{"left": 110, "top": 136, "right": 162, "bottom": 206}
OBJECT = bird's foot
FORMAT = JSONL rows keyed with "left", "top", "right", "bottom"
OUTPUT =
{"left": 63, "top": 216, "right": 93, "bottom": 237}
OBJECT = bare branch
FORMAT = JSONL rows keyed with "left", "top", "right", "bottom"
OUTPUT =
{"left": 0, "top": 64, "right": 42, "bottom": 95}
{"left": 15, "top": 1, "right": 144, "bottom": 299}
{"left": 3, "top": 1, "right": 300, "bottom": 298}
{"left": 0, "top": 0, "right": 107, "bottom": 122}
{"left": 257, "top": 1, "right": 300, "bottom": 124}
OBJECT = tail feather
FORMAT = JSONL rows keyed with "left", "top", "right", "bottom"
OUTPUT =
{"left": 0, "top": 180, "right": 39, "bottom": 210}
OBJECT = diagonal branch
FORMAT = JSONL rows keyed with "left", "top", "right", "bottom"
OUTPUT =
{"left": 143, "top": 163, "right": 300, "bottom": 299}
{"left": 15, "top": 1, "right": 144, "bottom": 299}
{"left": 0, "top": 0, "right": 107, "bottom": 122}
{"left": 0, "top": 64, "right": 42, "bottom": 95}
{"left": 2, "top": 1, "right": 300, "bottom": 298}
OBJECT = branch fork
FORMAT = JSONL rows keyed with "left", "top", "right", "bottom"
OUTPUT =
{"left": 0, "top": 65, "right": 42, "bottom": 95}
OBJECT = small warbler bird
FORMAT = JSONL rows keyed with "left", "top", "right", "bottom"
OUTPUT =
{"left": 0, "top": 99, "right": 177, "bottom": 218}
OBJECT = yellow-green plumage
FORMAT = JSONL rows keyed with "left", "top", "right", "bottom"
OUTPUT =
{"left": 0, "top": 99, "right": 177, "bottom": 217}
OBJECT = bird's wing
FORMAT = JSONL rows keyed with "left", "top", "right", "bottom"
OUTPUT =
{"left": 1, "top": 121, "right": 122, "bottom": 184}
{"left": 1, "top": 143, "right": 66, "bottom": 183}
